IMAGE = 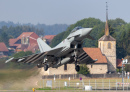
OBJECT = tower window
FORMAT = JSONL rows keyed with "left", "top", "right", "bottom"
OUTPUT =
{"left": 108, "top": 42, "right": 111, "bottom": 49}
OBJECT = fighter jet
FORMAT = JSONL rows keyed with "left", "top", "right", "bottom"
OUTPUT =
{"left": 6, "top": 26, "right": 96, "bottom": 72}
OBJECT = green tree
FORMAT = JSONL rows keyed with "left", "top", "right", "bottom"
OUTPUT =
{"left": 13, "top": 51, "right": 33, "bottom": 58}
{"left": 10, "top": 51, "right": 34, "bottom": 69}
{"left": 77, "top": 64, "right": 90, "bottom": 75}
{"left": 0, "top": 32, "right": 9, "bottom": 46}
{"left": 51, "top": 18, "right": 104, "bottom": 47}
{"left": 51, "top": 17, "right": 129, "bottom": 59}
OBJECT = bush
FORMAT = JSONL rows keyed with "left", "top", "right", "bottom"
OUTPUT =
{"left": 13, "top": 51, "right": 33, "bottom": 58}
{"left": 77, "top": 64, "right": 90, "bottom": 75}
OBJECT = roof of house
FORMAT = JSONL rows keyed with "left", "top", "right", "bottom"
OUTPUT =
{"left": 117, "top": 59, "right": 125, "bottom": 67}
{"left": 17, "top": 44, "right": 21, "bottom": 49}
{"left": 43, "top": 35, "right": 56, "bottom": 40}
{"left": 98, "top": 35, "right": 116, "bottom": 41}
{"left": 9, "top": 32, "right": 38, "bottom": 47}
{"left": 83, "top": 48, "right": 107, "bottom": 64}
{"left": 0, "top": 42, "right": 8, "bottom": 52}
{"left": 25, "top": 44, "right": 39, "bottom": 53}
{"left": 9, "top": 39, "right": 18, "bottom": 46}
{"left": 17, "top": 32, "right": 34, "bottom": 39}
{"left": 0, "top": 55, "right": 8, "bottom": 58}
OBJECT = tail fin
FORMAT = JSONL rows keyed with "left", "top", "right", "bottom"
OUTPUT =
{"left": 37, "top": 38, "right": 51, "bottom": 53}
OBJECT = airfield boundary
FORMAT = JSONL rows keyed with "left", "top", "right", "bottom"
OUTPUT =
{"left": 42, "top": 74, "right": 122, "bottom": 79}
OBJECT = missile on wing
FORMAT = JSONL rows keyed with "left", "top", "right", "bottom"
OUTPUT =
{"left": 17, "top": 58, "right": 25, "bottom": 62}
{"left": 53, "top": 57, "right": 70, "bottom": 68}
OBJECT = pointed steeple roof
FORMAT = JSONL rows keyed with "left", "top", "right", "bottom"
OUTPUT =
{"left": 105, "top": 2, "right": 109, "bottom": 36}
{"left": 98, "top": 2, "right": 116, "bottom": 41}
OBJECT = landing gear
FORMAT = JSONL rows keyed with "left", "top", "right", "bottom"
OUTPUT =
{"left": 44, "top": 64, "right": 48, "bottom": 71}
{"left": 75, "top": 65, "right": 80, "bottom": 72}
{"left": 37, "top": 64, "right": 42, "bottom": 68}
{"left": 74, "top": 49, "right": 80, "bottom": 72}
{"left": 75, "top": 58, "right": 80, "bottom": 72}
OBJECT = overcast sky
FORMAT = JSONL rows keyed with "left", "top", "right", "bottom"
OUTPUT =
{"left": 0, "top": 0, "right": 129, "bottom": 25}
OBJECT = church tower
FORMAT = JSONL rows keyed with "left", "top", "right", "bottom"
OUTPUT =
{"left": 98, "top": 2, "right": 116, "bottom": 72}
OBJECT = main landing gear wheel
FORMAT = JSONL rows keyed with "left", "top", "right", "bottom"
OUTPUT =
{"left": 37, "top": 64, "right": 42, "bottom": 68}
{"left": 44, "top": 64, "right": 48, "bottom": 71}
{"left": 75, "top": 65, "right": 80, "bottom": 72}
{"left": 74, "top": 49, "right": 80, "bottom": 72}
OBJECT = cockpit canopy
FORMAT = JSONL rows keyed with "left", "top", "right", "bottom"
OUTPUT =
{"left": 71, "top": 26, "right": 82, "bottom": 33}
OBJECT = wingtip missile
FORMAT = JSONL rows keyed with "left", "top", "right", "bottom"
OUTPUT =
{"left": 5, "top": 57, "right": 14, "bottom": 63}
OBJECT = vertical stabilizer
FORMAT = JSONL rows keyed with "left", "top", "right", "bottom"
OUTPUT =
{"left": 37, "top": 38, "right": 51, "bottom": 53}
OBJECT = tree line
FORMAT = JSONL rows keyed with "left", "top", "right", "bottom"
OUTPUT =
{"left": 0, "top": 25, "right": 44, "bottom": 46}
{"left": 51, "top": 18, "right": 130, "bottom": 59}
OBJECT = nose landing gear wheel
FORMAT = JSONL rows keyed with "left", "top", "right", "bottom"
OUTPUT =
{"left": 75, "top": 65, "right": 80, "bottom": 72}
{"left": 44, "top": 64, "right": 48, "bottom": 71}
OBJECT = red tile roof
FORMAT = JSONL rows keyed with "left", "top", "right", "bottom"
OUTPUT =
{"left": 0, "top": 55, "right": 8, "bottom": 58}
{"left": 17, "top": 32, "right": 34, "bottom": 39}
{"left": 9, "top": 39, "right": 19, "bottom": 46}
{"left": 83, "top": 48, "right": 107, "bottom": 64}
{"left": 9, "top": 32, "right": 39, "bottom": 47}
{"left": 24, "top": 44, "right": 39, "bottom": 53}
{"left": 117, "top": 59, "right": 125, "bottom": 67}
{"left": 43, "top": 35, "right": 55, "bottom": 40}
{"left": 17, "top": 44, "right": 21, "bottom": 49}
{"left": 0, "top": 42, "right": 8, "bottom": 52}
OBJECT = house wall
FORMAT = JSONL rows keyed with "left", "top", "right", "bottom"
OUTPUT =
{"left": 42, "top": 64, "right": 77, "bottom": 75}
{"left": 42, "top": 63, "right": 108, "bottom": 75}
{"left": 87, "top": 64, "right": 108, "bottom": 74}
{"left": 0, "top": 52, "right": 3, "bottom": 55}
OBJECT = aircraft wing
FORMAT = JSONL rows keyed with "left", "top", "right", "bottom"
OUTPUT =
{"left": 77, "top": 49, "right": 97, "bottom": 64}
{"left": 5, "top": 52, "right": 45, "bottom": 64}
{"left": 5, "top": 47, "right": 64, "bottom": 64}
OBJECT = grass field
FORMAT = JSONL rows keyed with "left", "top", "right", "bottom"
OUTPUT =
{"left": 0, "top": 67, "right": 41, "bottom": 90}
{"left": 0, "top": 68, "right": 130, "bottom": 91}
{"left": 0, "top": 67, "right": 39, "bottom": 81}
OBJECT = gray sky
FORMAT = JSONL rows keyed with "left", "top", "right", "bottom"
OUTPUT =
{"left": 0, "top": 0, "right": 129, "bottom": 25}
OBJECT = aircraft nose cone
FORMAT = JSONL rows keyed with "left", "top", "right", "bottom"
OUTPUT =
{"left": 82, "top": 28, "right": 92, "bottom": 36}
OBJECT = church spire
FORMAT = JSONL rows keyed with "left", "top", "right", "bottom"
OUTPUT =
{"left": 105, "top": 2, "right": 109, "bottom": 36}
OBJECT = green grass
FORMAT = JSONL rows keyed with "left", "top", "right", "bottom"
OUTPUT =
{"left": 0, "top": 67, "right": 40, "bottom": 90}
{"left": 36, "top": 87, "right": 80, "bottom": 90}
{"left": 0, "top": 67, "right": 129, "bottom": 90}
{"left": 36, "top": 87, "right": 53, "bottom": 90}
{"left": 0, "top": 67, "right": 38, "bottom": 82}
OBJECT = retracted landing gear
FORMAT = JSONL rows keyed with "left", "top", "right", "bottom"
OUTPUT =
{"left": 44, "top": 64, "right": 48, "bottom": 71}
